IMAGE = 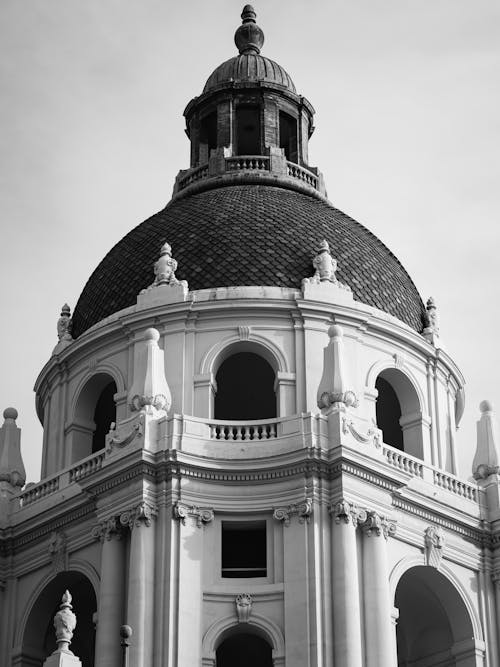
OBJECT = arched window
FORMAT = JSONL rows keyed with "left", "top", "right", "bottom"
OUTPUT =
{"left": 395, "top": 566, "right": 479, "bottom": 666}
{"left": 21, "top": 572, "right": 97, "bottom": 667}
{"left": 214, "top": 352, "right": 276, "bottom": 421}
{"left": 68, "top": 373, "right": 117, "bottom": 463}
{"left": 236, "top": 105, "right": 261, "bottom": 155}
{"left": 216, "top": 633, "right": 272, "bottom": 667}
{"left": 375, "top": 368, "right": 424, "bottom": 459}
{"left": 279, "top": 110, "right": 298, "bottom": 162}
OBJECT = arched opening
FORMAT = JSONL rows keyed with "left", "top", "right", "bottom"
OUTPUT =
{"left": 68, "top": 373, "right": 117, "bottom": 463}
{"left": 236, "top": 105, "right": 261, "bottom": 155}
{"left": 214, "top": 352, "right": 276, "bottom": 421}
{"left": 376, "top": 376, "right": 403, "bottom": 450}
{"left": 216, "top": 633, "right": 273, "bottom": 667}
{"left": 21, "top": 572, "right": 97, "bottom": 667}
{"left": 279, "top": 110, "right": 298, "bottom": 162}
{"left": 395, "top": 566, "right": 479, "bottom": 666}
{"left": 200, "top": 110, "right": 218, "bottom": 163}
{"left": 375, "top": 368, "right": 424, "bottom": 459}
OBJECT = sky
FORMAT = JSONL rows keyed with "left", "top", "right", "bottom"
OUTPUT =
{"left": 1, "top": 0, "right": 499, "bottom": 483}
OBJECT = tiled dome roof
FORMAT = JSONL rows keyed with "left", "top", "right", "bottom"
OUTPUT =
{"left": 71, "top": 184, "right": 425, "bottom": 337}
{"left": 203, "top": 54, "right": 296, "bottom": 94}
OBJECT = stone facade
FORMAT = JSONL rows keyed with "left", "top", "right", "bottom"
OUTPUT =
{"left": 0, "top": 6, "right": 499, "bottom": 667}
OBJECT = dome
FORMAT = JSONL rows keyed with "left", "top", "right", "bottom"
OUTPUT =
{"left": 203, "top": 54, "right": 296, "bottom": 94}
{"left": 71, "top": 184, "right": 425, "bottom": 338}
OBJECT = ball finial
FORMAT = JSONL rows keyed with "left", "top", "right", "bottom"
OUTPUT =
{"left": 235, "top": 5, "right": 264, "bottom": 54}
{"left": 3, "top": 407, "right": 18, "bottom": 421}
{"left": 144, "top": 328, "right": 160, "bottom": 342}
{"left": 328, "top": 324, "right": 343, "bottom": 339}
{"left": 480, "top": 400, "right": 493, "bottom": 414}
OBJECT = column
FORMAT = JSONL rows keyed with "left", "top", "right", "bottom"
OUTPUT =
{"left": 274, "top": 499, "right": 313, "bottom": 667}
{"left": 330, "top": 501, "right": 363, "bottom": 667}
{"left": 362, "top": 511, "right": 397, "bottom": 667}
{"left": 174, "top": 502, "right": 214, "bottom": 667}
{"left": 121, "top": 502, "right": 158, "bottom": 667}
{"left": 93, "top": 518, "right": 126, "bottom": 667}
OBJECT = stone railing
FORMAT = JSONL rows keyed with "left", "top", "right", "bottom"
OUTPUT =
{"left": 176, "top": 164, "right": 209, "bottom": 191}
{"left": 382, "top": 442, "right": 479, "bottom": 503}
{"left": 19, "top": 476, "right": 60, "bottom": 506}
{"left": 208, "top": 418, "right": 279, "bottom": 441}
{"left": 286, "top": 161, "right": 319, "bottom": 189}
{"left": 225, "top": 156, "right": 270, "bottom": 171}
{"left": 69, "top": 451, "right": 105, "bottom": 483}
{"left": 175, "top": 155, "right": 323, "bottom": 194}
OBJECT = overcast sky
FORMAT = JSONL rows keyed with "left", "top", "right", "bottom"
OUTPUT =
{"left": 1, "top": 0, "right": 499, "bottom": 483}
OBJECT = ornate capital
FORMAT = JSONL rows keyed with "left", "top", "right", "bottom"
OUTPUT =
{"left": 235, "top": 593, "right": 253, "bottom": 623}
{"left": 173, "top": 502, "right": 214, "bottom": 528}
{"left": 119, "top": 501, "right": 158, "bottom": 530}
{"left": 424, "top": 525, "right": 445, "bottom": 568}
{"left": 273, "top": 497, "right": 313, "bottom": 526}
{"left": 361, "top": 511, "right": 397, "bottom": 539}
{"left": 91, "top": 517, "right": 123, "bottom": 542}
{"left": 329, "top": 499, "right": 367, "bottom": 526}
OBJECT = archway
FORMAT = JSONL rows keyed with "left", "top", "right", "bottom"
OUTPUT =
{"left": 68, "top": 373, "right": 117, "bottom": 462}
{"left": 214, "top": 352, "right": 276, "bottom": 421}
{"left": 20, "top": 571, "right": 97, "bottom": 667}
{"left": 216, "top": 632, "right": 273, "bottom": 667}
{"left": 375, "top": 368, "right": 423, "bottom": 458}
{"left": 395, "top": 566, "right": 480, "bottom": 666}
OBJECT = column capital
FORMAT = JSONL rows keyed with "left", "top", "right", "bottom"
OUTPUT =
{"left": 173, "top": 501, "right": 214, "bottom": 528}
{"left": 119, "top": 501, "right": 158, "bottom": 530}
{"left": 91, "top": 516, "right": 124, "bottom": 542}
{"left": 273, "top": 497, "right": 312, "bottom": 526}
{"left": 329, "top": 499, "right": 367, "bottom": 526}
{"left": 361, "top": 510, "right": 397, "bottom": 539}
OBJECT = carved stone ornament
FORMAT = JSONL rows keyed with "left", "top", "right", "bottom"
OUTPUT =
{"left": 48, "top": 531, "right": 68, "bottom": 573}
{"left": 424, "top": 525, "right": 445, "bottom": 568}
{"left": 273, "top": 497, "right": 313, "bottom": 526}
{"left": 342, "top": 418, "right": 382, "bottom": 448}
{"left": 140, "top": 242, "right": 188, "bottom": 294}
{"left": 302, "top": 240, "right": 350, "bottom": 290}
{"left": 319, "top": 390, "right": 359, "bottom": 410}
{"left": 119, "top": 501, "right": 158, "bottom": 530}
{"left": 52, "top": 304, "right": 74, "bottom": 355}
{"left": 235, "top": 593, "right": 253, "bottom": 623}
{"left": 53, "top": 590, "right": 77, "bottom": 655}
{"left": 173, "top": 502, "right": 215, "bottom": 528}
{"left": 127, "top": 328, "right": 172, "bottom": 416}
{"left": 91, "top": 517, "right": 123, "bottom": 542}
{"left": 329, "top": 500, "right": 367, "bottom": 526}
{"left": 422, "top": 297, "right": 440, "bottom": 345}
{"left": 106, "top": 415, "right": 144, "bottom": 454}
{"left": 361, "top": 511, "right": 397, "bottom": 539}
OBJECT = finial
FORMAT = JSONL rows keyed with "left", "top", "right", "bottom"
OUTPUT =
{"left": 0, "top": 406, "right": 26, "bottom": 489}
{"left": 52, "top": 590, "right": 77, "bottom": 655}
{"left": 473, "top": 400, "right": 500, "bottom": 479}
{"left": 152, "top": 242, "right": 183, "bottom": 287}
{"left": 234, "top": 5, "right": 264, "bottom": 55}
{"left": 57, "top": 304, "right": 73, "bottom": 341}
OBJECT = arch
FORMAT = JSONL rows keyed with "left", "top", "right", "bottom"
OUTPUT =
{"left": 392, "top": 561, "right": 485, "bottom": 666}
{"left": 366, "top": 360, "right": 428, "bottom": 459}
{"left": 70, "top": 362, "right": 125, "bottom": 415}
{"left": 199, "top": 334, "right": 288, "bottom": 376}
{"left": 390, "top": 557, "right": 484, "bottom": 642}
{"left": 67, "top": 370, "right": 119, "bottom": 463}
{"left": 17, "top": 570, "right": 97, "bottom": 667}
{"left": 217, "top": 632, "right": 272, "bottom": 667}
{"left": 203, "top": 613, "right": 285, "bottom": 664}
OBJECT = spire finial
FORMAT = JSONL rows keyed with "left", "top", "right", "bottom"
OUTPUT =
{"left": 235, "top": 5, "right": 264, "bottom": 55}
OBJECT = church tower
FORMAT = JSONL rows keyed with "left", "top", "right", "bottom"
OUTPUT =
{"left": 1, "top": 6, "right": 499, "bottom": 667}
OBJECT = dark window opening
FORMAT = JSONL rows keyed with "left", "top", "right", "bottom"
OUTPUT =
{"left": 214, "top": 352, "right": 276, "bottom": 421}
{"left": 92, "top": 381, "right": 117, "bottom": 453}
{"left": 236, "top": 105, "right": 261, "bottom": 155}
{"left": 375, "top": 376, "right": 403, "bottom": 450}
{"left": 222, "top": 521, "right": 266, "bottom": 578}
{"left": 279, "top": 110, "right": 298, "bottom": 162}
{"left": 200, "top": 111, "right": 218, "bottom": 155}
{"left": 216, "top": 633, "right": 273, "bottom": 667}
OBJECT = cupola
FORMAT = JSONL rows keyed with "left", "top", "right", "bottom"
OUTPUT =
{"left": 178, "top": 5, "right": 320, "bottom": 194}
